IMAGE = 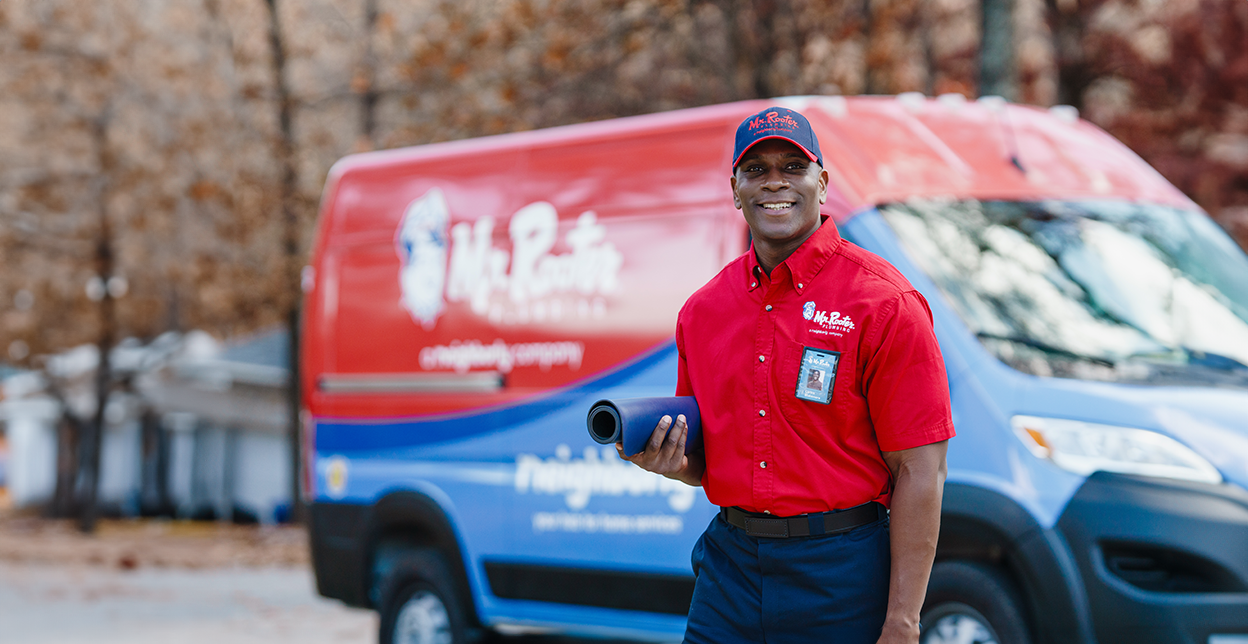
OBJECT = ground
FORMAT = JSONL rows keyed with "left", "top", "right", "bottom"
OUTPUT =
{"left": 0, "top": 508, "right": 375, "bottom": 644}
{"left": 0, "top": 562, "right": 376, "bottom": 644}
{"left": 0, "top": 508, "right": 640, "bottom": 644}
{"left": 0, "top": 510, "right": 311, "bottom": 570}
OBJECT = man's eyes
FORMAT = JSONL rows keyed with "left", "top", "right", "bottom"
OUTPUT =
{"left": 745, "top": 163, "right": 806, "bottom": 174}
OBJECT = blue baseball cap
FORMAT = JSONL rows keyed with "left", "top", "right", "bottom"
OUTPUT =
{"left": 732, "top": 106, "right": 823, "bottom": 169}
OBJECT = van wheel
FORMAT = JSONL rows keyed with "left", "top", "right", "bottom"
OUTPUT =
{"left": 920, "top": 561, "right": 1030, "bottom": 644}
{"left": 378, "top": 549, "right": 467, "bottom": 644}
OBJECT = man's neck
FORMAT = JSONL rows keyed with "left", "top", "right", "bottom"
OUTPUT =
{"left": 753, "top": 221, "right": 822, "bottom": 276}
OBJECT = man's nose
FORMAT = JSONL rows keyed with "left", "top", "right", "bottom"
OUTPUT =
{"left": 761, "top": 167, "right": 789, "bottom": 190}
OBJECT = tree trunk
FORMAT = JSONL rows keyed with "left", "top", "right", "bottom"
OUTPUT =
{"left": 981, "top": 0, "right": 1017, "bottom": 100}
{"left": 1044, "top": 0, "right": 1090, "bottom": 108}
{"left": 862, "top": 0, "right": 878, "bottom": 95}
{"left": 749, "top": 0, "right": 780, "bottom": 100}
{"left": 360, "top": 0, "right": 379, "bottom": 150}
{"left": 49, "top": 412, "right": 83, "bottom": 518}
{"left": 78, "top": 110, "right": 117, "bottom": 534}
{"left": 263, "top": 0, "right": 305, "bottom": 524}
{"left": 715, "top": 0, "right": 779, "bottom": 100}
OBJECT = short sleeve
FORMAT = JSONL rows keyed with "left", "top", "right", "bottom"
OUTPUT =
{"left": 862, "top": 290, "right": 955, "bottom": 451}
{"left": 675, "top": 317, "right": 693, "bottom": 397}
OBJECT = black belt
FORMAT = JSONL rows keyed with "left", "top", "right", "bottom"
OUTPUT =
{"left": 720, "top": 502, "right": 886, "bottom": 539}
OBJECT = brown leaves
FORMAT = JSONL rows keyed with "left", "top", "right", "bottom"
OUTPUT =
{"left": 0, "top": 512, "right": 310, "bottom": 569}
{"left": 0, "top": 0, "right": 1245, "bottom": 365}
{"left": 1065, "top": 0, "right": 1248, "bottom": 244}
{"left": 187, "top": 180, "right": 224, "bottom": 203}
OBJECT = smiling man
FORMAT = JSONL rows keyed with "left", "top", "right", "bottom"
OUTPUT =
{"left": 620, "top": 106, "right": 955, "bottom": 644}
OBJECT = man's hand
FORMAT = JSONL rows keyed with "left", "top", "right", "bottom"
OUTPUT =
{"left": 616, "top": 414, "right": 704, "bottom": 487}
{"left": 876, "top": 616, "right": 920, "bottom": 644}
{"left": 877, "top": 440, "right": 948, "bottom": 644}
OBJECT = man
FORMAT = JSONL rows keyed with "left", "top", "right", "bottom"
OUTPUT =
{"left": 618, "top": 106, "right": 954, "bottom": 644}
{"left": 805, "top": 367, "right": 824, "bottom": 390}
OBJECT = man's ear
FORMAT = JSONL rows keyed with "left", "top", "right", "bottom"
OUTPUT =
{"left": 730, "top": 174, "right": 742, "bottom": 210}
{"left": 818, "top": 167, "right": 829, "bottom": 205}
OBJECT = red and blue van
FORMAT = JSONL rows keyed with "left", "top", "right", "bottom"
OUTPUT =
{"left": 303, "top": 96, "right": 1248, "bottom": 644}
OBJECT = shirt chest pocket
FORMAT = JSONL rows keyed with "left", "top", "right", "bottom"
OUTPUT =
{"left": 777, "top": 340, "right": 854, "bottom": 429}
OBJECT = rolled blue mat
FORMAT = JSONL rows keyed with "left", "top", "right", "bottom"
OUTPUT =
{"left": 587, "top": 396, "right": 702, "bottom": 457}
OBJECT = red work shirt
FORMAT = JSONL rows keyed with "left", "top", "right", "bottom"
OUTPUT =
{"left": 675, "top": 219, "right": 954, "bottom": 516}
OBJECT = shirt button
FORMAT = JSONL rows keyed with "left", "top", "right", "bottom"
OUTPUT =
{"left": 798, "top": 283, "right": 804, "bottom": 289}
{"left": 751, "top": 281, "right": 757, "bottom": 288}
{"left": 760, "top": 461, "right": 768, "bottom": 468}
{"left": 758, "top": 355, "right": 765, "bottom": 362}
{"left": 765, "top": 304, "right": 773, "bottom": 311}
{"left": 758, "top": 409, "right": 766, "bottom": 417}
{"left": 763, "top": 510, "right": 771, "bottom": 514}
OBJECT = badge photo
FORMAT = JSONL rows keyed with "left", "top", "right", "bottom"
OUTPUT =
{"left": 795, "top": 346, "right": 839, "bottom": 405}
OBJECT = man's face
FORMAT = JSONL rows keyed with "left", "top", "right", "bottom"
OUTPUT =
{"left": 731, "top": 139, "right": 829, "bottom": 254}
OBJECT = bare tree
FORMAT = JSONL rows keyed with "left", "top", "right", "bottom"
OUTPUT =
{"left": 358, "top": 0, "right": 380, "bottom": 151}
{"left": 981, "top": 0, "right": 1017, "bottom": 99}
{"left": 262, "top": 0, "right": 305, "bottom": 524}
{"left": 1044, "top": 0, "right": 1092, "bottom": 109}
{"left": 78, "top": 106, "right": 120, "bottom": 533}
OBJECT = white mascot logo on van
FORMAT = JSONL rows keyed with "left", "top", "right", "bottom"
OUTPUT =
{"left": 396, "top": 188, "right": 450, "bottom": 328}
{"left": 395, "top": 188, "right": 623, "bottom": 329}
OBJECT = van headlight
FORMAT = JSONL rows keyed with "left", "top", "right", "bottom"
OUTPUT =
{"left": 1011, "top": 415, "right": 1222, "bottom": 484}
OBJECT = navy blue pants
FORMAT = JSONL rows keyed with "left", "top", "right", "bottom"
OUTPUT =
{"left": 684, "top": 512, "right": 890, "bottom": 644}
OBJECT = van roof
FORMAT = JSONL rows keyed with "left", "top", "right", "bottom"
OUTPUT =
{"left": 796, "top": 94, "right": 1196, "bottom": 217}
{"left": 322, "top": 95, "right": 1197, "bottom": 227}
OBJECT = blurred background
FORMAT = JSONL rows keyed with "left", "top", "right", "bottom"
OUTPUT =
{"left": 0, "top": 0, "right": 1245, "bottom": 641}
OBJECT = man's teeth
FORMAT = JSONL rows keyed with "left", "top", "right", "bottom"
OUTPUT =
{"left": 762, "top": 202, "right": 794, "bottom": 211}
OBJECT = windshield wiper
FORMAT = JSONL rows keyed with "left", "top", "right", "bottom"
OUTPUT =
{"left": 975, "top": 332, "right": 1117, "bottom": 367}
{"left": 1185, "top": 349, "right": 1248, "bottom": 372}
{"left": 1123, "top": 347, "right": 1248, "bottom": 373}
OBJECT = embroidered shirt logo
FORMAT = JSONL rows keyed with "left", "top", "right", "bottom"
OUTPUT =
{"left": 802, "top": 301, "right": 816, "bottom": 320}
{"left": 812, "top": 310, "right": 856, "bottom": 332}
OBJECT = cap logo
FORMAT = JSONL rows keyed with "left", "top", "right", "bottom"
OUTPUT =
{"left": 749, "top": 111, "right": 800, "bottom": 133}
{"left": 733, "top": 106, "right": 822, "bottom": 168}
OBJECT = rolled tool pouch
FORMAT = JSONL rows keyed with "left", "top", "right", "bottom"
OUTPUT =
{"left": 587, "top": 396, "right": 702, "bottom": 457}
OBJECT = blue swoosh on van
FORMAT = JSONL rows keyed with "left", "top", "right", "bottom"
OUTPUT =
{"left": 314, "top": 340, "right": 679, "bottom": 452}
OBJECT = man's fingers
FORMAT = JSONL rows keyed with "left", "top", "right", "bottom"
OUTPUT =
{"left": 652, "top": 414, "right": 686, "bottom": 470}
{"left": 647, "top": 415, "right": 672, "bottom": 452}
{"left": 664, "top": 414, "right": 684, "bottom": 446}
{"left": 617, "top": 415, "right": 692, "bottom": 476}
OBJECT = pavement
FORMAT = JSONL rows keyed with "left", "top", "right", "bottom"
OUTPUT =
{"left": 0, "top": 561, "right": 376, "bottom": 644}
{"left": 0, "top": 510, "right": 639, "bottom": 644}
{"left": 0, "top": 510, "right": 374, "bottom": 643}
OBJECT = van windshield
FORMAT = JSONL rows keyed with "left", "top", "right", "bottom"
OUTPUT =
{"left": 879, "top": 199, "right": 1248, "bottom": 386}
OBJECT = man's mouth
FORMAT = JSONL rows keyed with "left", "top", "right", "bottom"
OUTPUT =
{"left": 761, "top": 202, "right": 795, "bottom": 211}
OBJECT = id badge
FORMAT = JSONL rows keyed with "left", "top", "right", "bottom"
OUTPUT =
{"left": 795, "top": 346, "right": 840, "bottom": 405}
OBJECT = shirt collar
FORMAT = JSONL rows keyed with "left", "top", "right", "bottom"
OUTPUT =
{"left": 745, "top": 216, "right": 842, "bottom": 295}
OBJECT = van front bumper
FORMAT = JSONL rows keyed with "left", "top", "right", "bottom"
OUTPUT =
{"left": 1057, "top": 472, "right": 1248, "bottom": 644}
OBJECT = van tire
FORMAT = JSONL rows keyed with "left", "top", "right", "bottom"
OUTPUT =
{"left": 378, "top": 548, "right": 467, "bottom": 644}
{"left": 920, "top": 561, "right": 1030, "bottom": 644}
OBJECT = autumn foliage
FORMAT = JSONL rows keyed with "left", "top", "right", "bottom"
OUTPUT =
{"left": 0, "top": 0, "right": 1245, "bottom": 360}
